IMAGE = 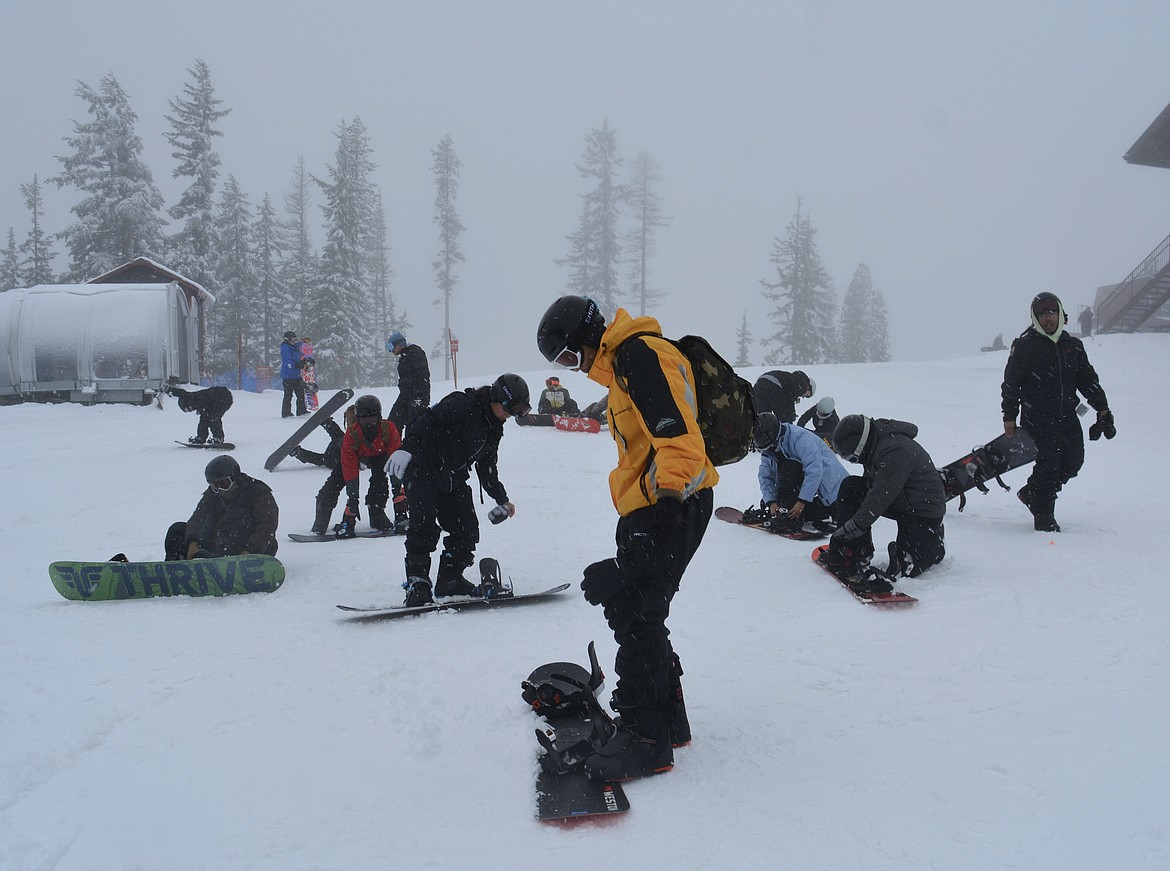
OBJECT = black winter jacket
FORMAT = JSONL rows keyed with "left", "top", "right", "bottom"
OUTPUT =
{"left": 172, "top": 385, "right": 234, "bottom": 416}
{"left": 852, "top": 419, "right": 946, "bottom": 531}
{"left": 754, "top": 370, "right": 811, "bottom": 424}
{"left": 389, "top": 344, "right": 431, "bottom": 428}
{"left": 184, "top": 473, "right": 279, "bottom": 556}
{"left": 1001, "top": 328, "right": 1108, "bottom": 429}
{"left": 400, "top": 386, "right": 508, "bottom": 504}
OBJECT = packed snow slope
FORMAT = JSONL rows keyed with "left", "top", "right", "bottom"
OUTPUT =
{"left": 2, "top": 333, "right": 1167, "bottom": 871}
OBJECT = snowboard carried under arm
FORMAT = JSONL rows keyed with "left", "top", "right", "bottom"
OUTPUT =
{"left": 938, "top": 428, "right": 1038, "bottom": 510}
{"left": 265, "top": 388, "right": 354, "bottom": 471}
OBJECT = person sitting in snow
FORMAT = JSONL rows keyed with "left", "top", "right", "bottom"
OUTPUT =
{"left": 164, "top": 377, "right": 234, "bottom": 446}
{"left": 163, "top": 456, "right": 279, "bottom": 560}
{"left": 537, "top": 375, "right": 580, "bottom": 416}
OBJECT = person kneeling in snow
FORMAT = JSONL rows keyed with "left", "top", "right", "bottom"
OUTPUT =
{"left": 820, "top": 414, "right": 946, "bottom": 579}
{"left": 750, "top": 411, "right": 847, "bottom": 533}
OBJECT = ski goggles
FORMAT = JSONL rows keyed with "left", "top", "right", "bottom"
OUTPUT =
{"left": 550, "top": 344, "right": 584, "bottom": 369}
{"left": 506, "top": 400, "right": 532, "bottom": 419}
{"left": 210, "top": 477, "right": 235, "bottom": 494}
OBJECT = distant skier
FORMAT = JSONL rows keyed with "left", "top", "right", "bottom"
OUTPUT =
{"left": 820, "top": 414, "right": 946, "bottom": 579}
{"left": 164, "top": 456, "right": 279, "bottom": 560}
{"left": 165, "top": 378, "right": 233, "bottom": 446}
{"left": 388, "top": 374, "right": 529, "bottom": 606}
{"left": 537, "top": 376, "right": 580, "bottom": 415}
{"left": 310, "top": 395, "right": 401, "bottom": 537}
{"left": 280, "top": 330, "right": 308, "bottom": 418}
{"left": 1001, "top": 292, "right": 1113, "bottom": 533}
{"left": 1078, "top": 306, "right": 1094, "bottom": 337}
{"left": 753, "top": 369, "right": 815, "bottom": 424}
{"left": 386, "top": 331, "right": 431, "bottom": 530}
{"left": 795, "top": 396, "right": 839, "bottom": 444}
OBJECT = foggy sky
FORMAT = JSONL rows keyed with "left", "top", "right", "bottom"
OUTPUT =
{"left": 2, "top": 0, "right": 1169, "bottom": 380}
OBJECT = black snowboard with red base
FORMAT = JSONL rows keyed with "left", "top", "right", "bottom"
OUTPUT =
{"left": 810, "top": 544, "right": 917, "bottom": 607}
{"left": 715, "top": 505, "right": 832, "bottom": 541}
{"left": 938, "top": 429, "right": 1037, "bottom": 511}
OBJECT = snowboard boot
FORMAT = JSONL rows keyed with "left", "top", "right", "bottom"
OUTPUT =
{"left": 1034, "top": 514, "right": 1061, "bottom": 533}
{"left": 368, "top": 504, "right": 394, "bottom": 532}
{"left": 403, "top": 577, "right": 434, "bottom": 607}
{"left": 208, "top": 437, "right": 224, "bottom": 446}
{"left": 584, "top": 703, "right": 674, "bottom": 781}
{"left": 187, "top": 436, "right": 206, "bottom": 445}
{"left": 1017, "top": 484, "right": 1035, "bottom": 515}
{"left": 435, "top": 551, "right": 480, "bottom": 598}
{"left": 816, "top": 541, "right": 873, "bottom": 577}
{"left": 333, "top": 510, "right": 357, "bottom": 539}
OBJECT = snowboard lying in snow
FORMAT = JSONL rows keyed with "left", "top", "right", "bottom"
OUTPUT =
{"left": 715, "top": 505, "right": 833, "bottom": 541}
{"left": 50, "top": 555, "right": 285, "bottom": 601}
{"left": 176, "top": 440, "right": 236, "bottom": 450}
{"left": 515, "top": 413, "right": 602, "bottom": 433}
{"left": 809, "top": 545, "right": 916, "bottom": 607}
{"left": 288, "top": 528, "right": 404, "bottom": 543}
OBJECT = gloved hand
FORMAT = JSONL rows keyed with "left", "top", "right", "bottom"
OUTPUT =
{"left": 830, "top": 519, "right": 865, "bottom": 548}
{"left": 581, "top": 558, "right": 629, "bottom": 606}
{"left": 388, "top": 449, "right": 412, "bottom": 479}
{"left": 1089, "top": 409, "right": 1116, "bottom": 441}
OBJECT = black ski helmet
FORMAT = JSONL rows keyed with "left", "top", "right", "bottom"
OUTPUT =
{"left": 753, "top": 411, "right": 780, "bottom": 451}
{"left": 536, "top": 296, "right": 607, "bottom": 365}
{"left": 354, "top": 394, "right": 382, "bottom": 419}
{"left": 283, "top": 330, "right": 297, "bottom": 341}
{"left": 490, "top": 373, "right": 531, "bottom": 417}
{"left": 1031, "top": 291, "right": 1063, "bottom": 316}
{"left": 832, "top": 414, "right": 872, "bottom": 462}
{"left": 204, "top": 454, "right": 240, "bottom": 483}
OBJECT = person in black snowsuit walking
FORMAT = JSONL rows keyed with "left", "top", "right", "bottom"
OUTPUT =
{"left": 387, "top": 374, "right": 530, "bottom": 606}
{"left": 165, "top": 378, "right": 234, "bottom": 445}
{"left": 753, "top": 369, "right": 815, "bottom": 423}
{"left": 386, "top": 331, "right": 431, "bottom": 530}
{"left": 1001, "top": 292, "right": 1113, "bottom": 532}
{"left": 164, "top": 455, "right": 279, "bottom": 560}
{"left": 820, "top": 414, "right": 946, "bottom": 579}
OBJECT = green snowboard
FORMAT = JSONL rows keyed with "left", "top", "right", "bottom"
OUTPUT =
{"left": 49, "top": 555, "right": 285, "bottom": 601}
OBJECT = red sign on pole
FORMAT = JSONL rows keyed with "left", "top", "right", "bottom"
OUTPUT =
{"left": 450, "top": 338, "right": 459, "bottom": 353}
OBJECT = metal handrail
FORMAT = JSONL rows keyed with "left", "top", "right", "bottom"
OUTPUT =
{"left": 1098, "top": 232, "right": 1170, "bottom": 332}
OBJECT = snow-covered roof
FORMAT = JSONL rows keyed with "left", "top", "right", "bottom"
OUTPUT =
{"left": 88, "top": 257, "right": 215, "bottom": 303}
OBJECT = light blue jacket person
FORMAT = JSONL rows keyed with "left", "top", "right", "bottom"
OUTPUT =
{"left": 758, "top": 419, "right": 849, "bottom": 510}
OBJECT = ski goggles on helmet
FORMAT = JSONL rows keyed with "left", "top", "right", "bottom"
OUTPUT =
{"left": 550, "top": 344, "right": 584, "bottom": 369}
{"left": 210, "top": 477, "right": 235, "bottom": 494}
{"left": 505, "top": 399, "right": 531, "bottom": 419}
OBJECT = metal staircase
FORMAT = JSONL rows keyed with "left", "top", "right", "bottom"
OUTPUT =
{"left": 1097, "top": 232, "right": 1170, "bottom": 333}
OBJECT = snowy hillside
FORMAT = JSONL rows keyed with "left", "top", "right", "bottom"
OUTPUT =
{"left": 2, "top": 334, "right": 1167, "bottom": 870}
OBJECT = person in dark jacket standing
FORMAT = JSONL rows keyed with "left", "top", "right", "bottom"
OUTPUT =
{"left": 537, "top": 295, "right": 717, "bottom": 782}
{"left": 280, "top": 331, "right": 308, "bottom": 418}
{"left": 165, "top": 378, "right": 234, "bottom": 445}
{"left": 387, "top": 374, "right": 530, "bottom": 606}
{"left": 386, "top": 331, "right": 431, "bottom": 529}
{"left": 753, "top": 369, "right": 815, "bottom": 423}
{"left": 164, "top": 456, "right": 279, "bottom": 560}
{"left": 820, "top": 414, "right": 946, "bottom": 579}
{"left": 1001, "top": 292, "right": 1113, "bottom": 533}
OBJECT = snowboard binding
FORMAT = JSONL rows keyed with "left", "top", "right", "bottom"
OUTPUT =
{"left": 523, "top": 642, "right": 615, "bottom": 775}
{"left": 478, "top": 557, "right": 513, "bottom": 599}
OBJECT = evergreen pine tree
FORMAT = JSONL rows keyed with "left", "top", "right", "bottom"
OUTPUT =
{"left": 368, "top": 190, "right": 405, "bottom": 387}
{"left": 165, "top": 58, "right": 229, "bottom": 288}
{"left": 625, "top": 150, "right": 668, "bottom": 316}
{"left": 207, "top": 175, "right": 257, "bottom": 379}
{"left": 838, "top": 264, "right": 873, "bottom": 364}
{"left": 1, "top": 229, "right": 20, "bottom": 291}
{"left": 867, "top": 285, "right": 892, "bottom": 362}
{"left": 735, "top": 310, "right": 753, "bottom": 367}
{"left": 18, "top": 175, "right": 57, "bottom": 285}
{"left": 53, "top": 73, "right": 166, "bottom": 280}
{"left": 557, "top": 119, "right": 625, "bottom": 312}
{"left": 759, "top": 199, "right": 836, "bottom": 365}
{"left": 431, "top": 134, "right": 464, "bottom": 381}
{"left": 280, "top": 155, "right": 319, "bottom": 341}
{"left": 314, "top": 117, "right": 378, "bottom": 388}
{"left": 253, "top": 193, "right": 287, "bottom": 369}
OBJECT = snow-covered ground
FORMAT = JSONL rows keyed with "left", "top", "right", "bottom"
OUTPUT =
{"left": 2, "top": 333, "right": 1167, "bottom": 870}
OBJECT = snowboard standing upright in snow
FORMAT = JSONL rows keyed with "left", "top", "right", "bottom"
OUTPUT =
{"left": 265, "top": 388, "right": 355, "bottom": 471}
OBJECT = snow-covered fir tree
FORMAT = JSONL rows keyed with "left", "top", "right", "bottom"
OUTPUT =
{"left": 313, "top": 117, "right": 378, "bottom": 388}
{"left": 625, "top": 150, "right": 668, "bottom": 316}
{"left": 367, "top": 190, "right": 404, "bottom": 387}
{"left": 431, "top": 134, "right": 464, "bottom": 381}
{"left": 838, "top": 263, "right": 891, "bottom": 363}
{"left": 253, "top": 193, "right": 287, "bottom": 369}
{"left": 558, "top": 119, "right": 625, "bottom": 312}
{"left": 207, "top": 175, "right": 257, "bottom": 379}
{"left": 164, "top": 58, "right": 229, "bottom": 289}
{"left": 1, "top": 229, "right": 19, "bottom": 291}
{"left": 760, "top": 199, "right": 836, "bottom": 365}
{"left": 280, "top": 156, "right": 319, "bottom": 336}
{"left": 19, "top": 175, "right": 56, "bottom": 285}
{"left": 53, "top": 73, "right": 166, "bottom": 280}
{"left": 735, "top": 310, "right": 753, "bottom": 367}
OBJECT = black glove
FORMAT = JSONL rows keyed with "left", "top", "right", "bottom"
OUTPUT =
{"left": 1089, "top": 409, "right": 1116, "bottom": 441}
{"left": 581, "top": 558, "right": 629, "bottom": 606}
{"left": 830, "top": 519, "right": 864, "bottom": 548}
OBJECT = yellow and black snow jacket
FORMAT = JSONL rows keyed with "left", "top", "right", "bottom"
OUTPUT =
{"left": 587, "top": 309, "right": 717, "bottom": 516}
